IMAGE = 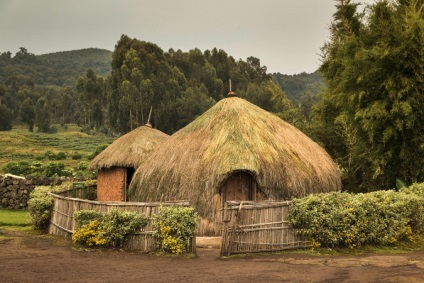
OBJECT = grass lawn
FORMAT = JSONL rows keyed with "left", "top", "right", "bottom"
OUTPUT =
{"left": 0, "top": 208, "right": 33, "bottom": 233}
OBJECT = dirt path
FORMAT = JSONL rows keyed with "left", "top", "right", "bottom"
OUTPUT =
{"left": 1, "top": 230, "right": 424, "bottom": 283}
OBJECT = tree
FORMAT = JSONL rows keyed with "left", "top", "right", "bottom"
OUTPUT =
{"left": 76, "top": 69, "right": 104, "bottom": 128}
{"left": 19, "top": 97, "right": 36, "bottom": 131}
{"left": 317, "top": 0, "right": 424, "bottom": 191}
{"left": 91, "top": 100, "right": 103, "bottom": 130}
{"left": 35, "top": 97, "right": 51, "bottom": 133}
{"left": 175, "top": 85, "right": 216, "bottom": 129}
{"left": 0, "top": 104, "right": 13, "bottom": 131}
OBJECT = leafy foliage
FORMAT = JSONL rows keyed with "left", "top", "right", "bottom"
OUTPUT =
{"left": 19, "top": 97, "right": 36, "bottom": 131}
{"left": 27, "top": 186, "right": 54, "bottom": 231}
{"left": 35, "top": 97, "right": 51, "bottom": 133}
{"left": 0, "top": 104, "right": 13, "bottom": 131}
{"left": 289, "top": 184, "right": 424, "bottom": 248}
{"left": 44, "top": 162, "right": 73, "bottom": 177}
{"left": 152, "top": 206, "right": 197, "bottom": 254}
{"left": 315, "top": 0, "right": 424, "bottom": 191}
{"left": 73, "top": 210, "right": 103, "bottom": 228}
{"left": 3, "top": 161, "right": 32, "bottom": 176}
{"left": 73, "top": 208, "right": 148, "bottom": 248}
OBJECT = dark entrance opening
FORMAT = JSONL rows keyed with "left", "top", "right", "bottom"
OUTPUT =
{"left": 125, "top": 167, "right": 135, "bottom": 201}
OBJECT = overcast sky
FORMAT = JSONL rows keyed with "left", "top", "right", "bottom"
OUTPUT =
{"left": 0, "top": 0, "right": 374, "bottom": 74}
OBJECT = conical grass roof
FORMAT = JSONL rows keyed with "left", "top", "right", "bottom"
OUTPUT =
{"left": 128, "top": 97, "right": 341, "bottom": 218}
{"left": 88, "top": 124, "right": 169, "bottom": 170}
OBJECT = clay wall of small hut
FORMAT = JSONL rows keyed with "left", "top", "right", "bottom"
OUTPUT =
{"left": 97, "top": 167, "right": 125, "bottom": 202}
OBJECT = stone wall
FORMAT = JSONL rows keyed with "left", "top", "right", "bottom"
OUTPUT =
{"left": 0, "top": 175, "right": 63, "bottom": 209}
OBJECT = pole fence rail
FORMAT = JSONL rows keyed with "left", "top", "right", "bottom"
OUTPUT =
{"left": 48, "top": 193, "right": 195, "bottom": 253}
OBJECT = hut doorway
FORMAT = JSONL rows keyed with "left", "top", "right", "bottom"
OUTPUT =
{"left": 125, "top": 167, "right": 135, "bottom": 201}
{"left": 221, "top": 171, "right": 256, "bottom": 202}
{"left": 217, "top": 171, "right": 266, "bottom": 221}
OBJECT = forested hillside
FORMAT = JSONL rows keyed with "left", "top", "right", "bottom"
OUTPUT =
{"left": 272, "top": 70, "right": 324, "bottom": 102}
{"left": 0, "top": 37, "right": 308, "bottom": 136}
{"left": 0, "top": 48, "right": 111, "bottom": 86}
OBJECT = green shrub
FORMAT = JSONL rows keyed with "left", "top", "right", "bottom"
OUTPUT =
{"left": 45, "top": 151, "right": 56, "bottom": 160}
{"left": 87, "top": 144, "right": 108, "bottom": 160}
{"left": 45, "top": 151, "right": 67, "bottom": 160}
{"left": 74, "top": 210, "right": 103, "bottom": 228}
{"left": 30, "top": 162, "right": 44, "bottom": 176}
{"left": 3, "top": 161, "right": 32, "bottom": 176}
{"left": 400, "top": 182, "right": 424, "bottom": 197}
{"left": 48, "top": 125, "right": 58, "bottom": 134}
{"left": 77, "top": 161, "right": 88, "bottom": 171}
{"left": 152, "top": 206, "right": 197, "bottom": 254}
{"left": 27, "top": 186, "right": 54, "bottom": 231}
{"left": 35, "top": 154, "right": 45, "bottom": 161}
{"left": 71, "top": 152, "right": 83, "bottom": 160}
{"left": 56, "top": 152, "right": 67, "bottom": 160}
{"left": 101, "top": 209, "right": 148, "bottom": 247}
{"left": 289, "top": 187, "right": 424, "bottom": 248}
{"left": 3, "top": 161, "right": 74, "bottom": 178}
{"left": 73, "top": 208, "right": 148, "bottom": 248}
{"left": 44, "top": 162, "right": 73, "bottom": 177}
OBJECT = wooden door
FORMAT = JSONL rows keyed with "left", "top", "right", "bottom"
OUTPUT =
{"left": 222, "top": 171, "right": 253, "bottom": 202}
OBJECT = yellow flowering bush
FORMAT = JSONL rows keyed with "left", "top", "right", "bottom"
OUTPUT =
{"left": 72, "top": 208, "right": 148, "bottom": 248}
{"left": 152, "top": 206, "right": 197, "bottom": 254}
{"left": 72, "top": 220, "right": 106, "bottom": 246}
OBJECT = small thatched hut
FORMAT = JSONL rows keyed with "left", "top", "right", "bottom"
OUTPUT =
{"left": 128, "top": 95, "right": 341, "bottom": 233}
{"left": 89, "top": 124, "right": 169, "bottom": 202}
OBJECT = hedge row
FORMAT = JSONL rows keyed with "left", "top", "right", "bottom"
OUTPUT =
{"left": 289, "top": 183, "right": 424, "bottom": 248}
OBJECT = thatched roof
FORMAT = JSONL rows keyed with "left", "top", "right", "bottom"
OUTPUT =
{"left": 128, "top": 97, "right": 341, "bottom": 218}
{"left": 88, "top": 125, "right": 169, "bottom": 170}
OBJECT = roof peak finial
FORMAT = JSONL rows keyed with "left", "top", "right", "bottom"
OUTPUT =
{"left": 145, "top": 106, "right": 153, "bottom": 128}
{"left": 227, "top": 79, "right": 236, "bottom": 97}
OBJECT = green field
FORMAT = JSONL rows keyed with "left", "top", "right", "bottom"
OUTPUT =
{"left": 0, "top": 209, "right": 32, "bottom": 233}
{"left": 0, "top": 125, "right": 114, "bottom": 175}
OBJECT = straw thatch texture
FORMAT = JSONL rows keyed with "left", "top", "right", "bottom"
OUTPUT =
{"left": 88, "top": 125, "right": 169, "bottom": 170}
{"left": 128, "top": 97, "right": 341, "bottom": 219}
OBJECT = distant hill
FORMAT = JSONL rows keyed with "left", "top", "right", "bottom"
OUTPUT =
{"left": 1, "top": 46, "right": 322, "bottom": 103}
{"left": 38, "top": 48, "right": 112, "bottom": 76}
{"left": 0, "top": 48, "right": 112, "bottom": 86}
{"left": 272, "top": 70, "right": 324, "bottom": 102}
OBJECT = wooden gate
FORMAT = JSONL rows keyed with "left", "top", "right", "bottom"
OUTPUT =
{"left": 220, "top": 201, "right": 310, "bottom": 256}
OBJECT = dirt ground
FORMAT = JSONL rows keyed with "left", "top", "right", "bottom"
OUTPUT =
{"left": 1, "top": 230, "right": 424, "bottom": 283}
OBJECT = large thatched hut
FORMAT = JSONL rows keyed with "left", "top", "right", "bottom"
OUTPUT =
{"left": 128, "top": 95, "right": 341, "bottom": 233}
{"left": 89, "top": 124, "right": 169, "bottom": 202}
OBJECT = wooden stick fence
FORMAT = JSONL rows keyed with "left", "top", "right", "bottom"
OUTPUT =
{"left": 48, "top": 193, "right": 195, "bottom": 253}
{"left": 220, "top": 201, "right": 310, "bottom": 256}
